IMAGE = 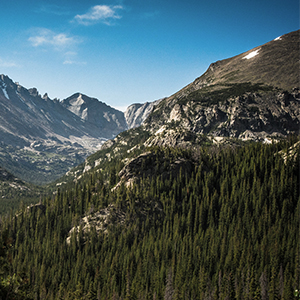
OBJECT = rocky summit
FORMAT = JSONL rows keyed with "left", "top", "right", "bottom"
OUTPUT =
{"left": 124, "top": 98, "right": 164, "bottom": 129}
{"left": 144, "top": 30, "right": 300, "bottom": 144}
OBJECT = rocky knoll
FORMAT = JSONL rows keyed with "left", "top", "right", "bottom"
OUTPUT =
{"left": 114, "top": 148, "right": 195, "bottom": 189}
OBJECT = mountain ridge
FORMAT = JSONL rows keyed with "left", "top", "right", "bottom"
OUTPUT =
{"left": 0, "top": 30, "right": 299, "bottom": 184}
{"left": 143, "top": 30, "right": 300, "bottom": 142}
{"left": 61, "top": 30, "right": 300, "bottom": 185}
{"left": 0, "top": 76, "right": 129, "bottom": 184}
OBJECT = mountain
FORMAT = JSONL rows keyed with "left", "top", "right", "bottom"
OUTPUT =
{"left": 0, "top": 30, "right": 299, "bottom": 300}
{"left": 144, "top": 30, "right": 300, "bottom": 144}
{"left": 61, "top": 93, "right": 127, "bottom": 137}
{"left": 64, "top": 30, "right": 299, "bottom": 185}
{"left": 0, "top": 75, "right": 127, "bottom": 184}
{"left": 124, "top": 98, "right": 164, "bottom": 129}
{"left": 192, "top": 30, "right": 299, "bottom": 91}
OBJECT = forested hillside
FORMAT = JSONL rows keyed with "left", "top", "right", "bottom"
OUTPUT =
{"left": 0, "top": 136, "right": 299, "bottom": 299}
{"left": 0, "top": 167, "right": 42, "bottom": 215}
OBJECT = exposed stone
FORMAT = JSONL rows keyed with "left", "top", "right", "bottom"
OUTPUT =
{"left": 124, "top": 98, "right": 163, "bottom": 129}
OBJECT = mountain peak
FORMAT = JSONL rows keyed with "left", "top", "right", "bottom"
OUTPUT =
{"left": 143, "top": 30, "right": 300, "bottom": 144}
{"left": 0, "top": 77, "right": 127, "bottom": 184}
{"left": 0, "top": 74, "right": 13, "bottom": 84}
{"left": 193, "top": 30, "right": 299, "bottom": 92}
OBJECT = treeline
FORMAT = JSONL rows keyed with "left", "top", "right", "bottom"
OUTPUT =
{"left": 0, "top": 138, "right": 299, "bottom": 299}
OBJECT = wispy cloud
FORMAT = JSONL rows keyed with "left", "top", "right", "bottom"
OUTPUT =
{"left": 63, "top": 60, "right": 87, "bottom": 66}
{"left": 28, "top": 28, "right": 79, "bottom": 49}
{"left": 36, "top": 4, "right": 71, "bottom": 16}
{"left": 74, "top": 5, "right": 124, "bottom": 25}
{"left": 0, "top": 58, "right": 19, "bottom": 68}
{"left": 63, "top": 51, "right": 86, "bottom": 65}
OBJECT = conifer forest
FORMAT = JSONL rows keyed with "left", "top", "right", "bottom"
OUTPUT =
{"left": 0, "top": 137, "right": 299, "bottom": 299}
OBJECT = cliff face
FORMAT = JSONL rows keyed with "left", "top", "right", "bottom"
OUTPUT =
{"left": 124, "top": 99, "right": 163, "bottom": 129}
{"left": 146, "top": 86, "right": 300, "bottom": 143}
{"left": 143, "top": 30, "right": 300, "bottom": 144}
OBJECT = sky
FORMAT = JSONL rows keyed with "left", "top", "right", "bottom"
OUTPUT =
{"left": 0, "top": 0, "right": 299, "bottom": 111}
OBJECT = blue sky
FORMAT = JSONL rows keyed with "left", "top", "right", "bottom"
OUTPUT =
{"left": 0, "top": 0, "right": 298, "bottom": 111}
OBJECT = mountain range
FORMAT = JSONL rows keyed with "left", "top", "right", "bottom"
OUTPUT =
{"left": 0, "top": 29, "right": 299, "bottom": 185}
{"left": 61, "top": 29, "right": 299, "bottom": 185}
{"left": 0, "top": 75, "right": 156, "bottom": 184}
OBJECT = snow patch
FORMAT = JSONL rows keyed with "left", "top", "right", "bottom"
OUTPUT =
{"left": 274, "top": 36, "right": 282, "bottom": 41}
{"left": 1, "top": 84, "right": 9, "bottom": 99}
{"left": 82, "top": 107, "right": 88, "bottom": 120}
{"left": 243, "top": 48, "right": 260, "bottom": 60}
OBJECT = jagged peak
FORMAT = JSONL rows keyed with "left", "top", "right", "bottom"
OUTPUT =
{"left": 0, "top": 74, "right": 15, "bottom": 86}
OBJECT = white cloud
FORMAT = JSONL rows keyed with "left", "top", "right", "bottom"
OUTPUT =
{"left": 74, "top": 5, "right": 124, "bottom": 25}
{"left": 63, "top": 51, "right": 86, "bottom": 66}
{"left": 37, "top": 4, "right": 71, "bottom": 16}
{"left": 0, "top": 58, "right": 19, "bottom": 68}
{"left": 28, "top": 28, "right": 78, "bottom": 49}
{"left": 63, "top": 60, "right": 87, "bottom": 66}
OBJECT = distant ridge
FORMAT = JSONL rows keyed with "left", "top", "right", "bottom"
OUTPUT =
{"left": 0, "top": 30, "right": 299, "bottom": 184}
{"left": 0, "top": 75, "right": 127, "bottom": 184}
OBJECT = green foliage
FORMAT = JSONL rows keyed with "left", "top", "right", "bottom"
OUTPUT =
{"left": 0, "top": 137, "right": 299, "bottom": 299}
{"left": 0, "top": 172, "right": 43, "bottom": 216}
{"left": 178, "top": 82, "right": 275, "bottom": 106}
{"left": 0, "top": 229, "right": 33, "bottom": 299}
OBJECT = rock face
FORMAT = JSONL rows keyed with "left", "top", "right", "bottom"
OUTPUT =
{"left": 61, "top": 93, "right": 127, "bottom": 138}
{"left": 124, "top": 99, "right": 163, "bottom": 129}
{"left": 0, "top": 75, "right": 127, "bottom": 184}
{"left": 144, "top": 30, "right": 300, "bottom": 144}
{"left": 149, "top": 87, "right": 300, "bottom": 140}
